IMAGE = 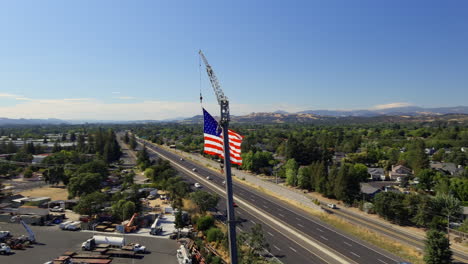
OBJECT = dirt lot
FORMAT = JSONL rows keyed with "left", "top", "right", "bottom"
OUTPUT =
{"left": 19, "top": 186, "right": 69, "bottom": 200}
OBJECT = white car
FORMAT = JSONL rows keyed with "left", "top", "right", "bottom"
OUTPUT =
{"left": 327, "top": 203, "right": 337, "bottom": 209}
{"left": 49, "top": 206, "right": 64, "bottom": 212}
{"left": 194, "top": 183, "right": 201, "bottom": 188}
{"left": 192, "top": 168, "right": 197, "bottom": 172}
{"left": 206, "top": 176, "right": 211, "bottom": 180}
{"left": 132, "top": 243, "right": 146, "bottom": 253}
{"left": 180, "top": 158, "right": 184, "bottom": 161}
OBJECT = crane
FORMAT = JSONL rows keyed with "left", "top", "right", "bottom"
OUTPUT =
{"left": 199, "top": 50, "right": 238, "bottom": 264}
{"left": 198, "top": 50, "right": 230, "bottom": 124}
{"left": 124, "top": 213, "right": 138, "bottom": 233}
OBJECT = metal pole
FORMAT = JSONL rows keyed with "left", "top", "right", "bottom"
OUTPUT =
{"left": 220, "top": 100, "right": 238, "bottom": 264}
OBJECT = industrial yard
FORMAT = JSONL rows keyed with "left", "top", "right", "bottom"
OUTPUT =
{"left": 0, "top": 223, "right": 178, "bottom": 264}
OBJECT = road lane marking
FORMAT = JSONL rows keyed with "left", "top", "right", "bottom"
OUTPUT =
{"left": 273, "top": 245, "right": 281, "bottom": 251}
{"left": 251, "top": 220, "right": 256, "bottom": 225}
{"left": 316, "top": 228, "right": 324, "bottom": 233}
{"left": 278, "top": 213, "right": 285, "bottom": 217}
{"left": 296, "top": 217, "right": 301, "bottom": 221}
{"left": 350, "top": 252, "right": 360, "bottom": 258}
{"left": 320, "top": 236, "right": 328, "bottom": 241}
{"left": 263, "top": 205, "right": 268, "bottom": 209}
{"left": 268, "top": 232, "right": 274, "bottom": 237}
{"left": 344, "top": 242, "right": 352, "bottom": 247}
{"left": 377, "top": 259, "right": 389, "bottom": 264}
{"left": 297, "top": 223, "right": 304, "bottom": 228}
{"left": 140, "top": 139, "right": 353, "bottom": 264}
{"left": 289, "top": 247, "right": 297, "bottom": 252}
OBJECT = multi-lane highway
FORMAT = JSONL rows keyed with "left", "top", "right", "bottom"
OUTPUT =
{"left": 135, "top": 137, "right": 405, "bottom": 264}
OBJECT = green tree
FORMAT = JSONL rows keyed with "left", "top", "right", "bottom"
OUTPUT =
{"left": 197, "top": 215, "right": 215, "bottom": 231}
{"left": 23, "top": 167, "right": 33, "bottom": 178}
{"left": 190, "top": 191, "right": 220, "bottom": 213}
{"left": 297, "top": 165, "right": 312, "bottom": 190}
{"left": 174, "top": 211, "right": 184, "bottom": 229}
{"left": 206, "top": 227, "right": 224, "bottom": 242}
{"left": 407, "top": 139, "right": 429, "bottom": 174}
{"left": 417, "top": 169, "right": 437, "bottom": 192}
{"left": 129, "top": 134, "right": 137, "bottom": 150}
{"left": 122, "top": 201, "right": 136, "bottom": 220}
{"left": 67, "top": 172, "right": 102, "bottom": 198}
{"left": 73, "top": 192, "right": 108, "bottom": 215}
{"left": 285, "top": 158, "right": 298, "bottom": 186}
{"left": 433, "top": 194, "right": 462, "bottom": 232}
{"left": 424, "top": 229, "right": 452, "bottom": 264}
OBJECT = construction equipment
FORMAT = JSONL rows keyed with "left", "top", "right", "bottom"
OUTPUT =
{"left": 20, "top": 219, "right": 36, "bottom": 243}
{"left": 124, "top": 213, "right": 138, "bottom": 233}
{"left": 199, "top": 50, "right": 238, "bottom": 264}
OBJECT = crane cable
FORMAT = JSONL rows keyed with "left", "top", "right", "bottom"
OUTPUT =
{"left": 199, "top": 53, "right": 203, "bottom": 106}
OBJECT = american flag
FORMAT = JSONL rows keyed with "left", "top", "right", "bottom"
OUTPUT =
{"left": 203, "top": 108, "right": 243, "bottom": 165}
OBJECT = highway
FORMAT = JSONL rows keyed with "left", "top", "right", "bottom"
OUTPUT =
{"left": 136, "top": 137, "right": 404, "bottom": 264}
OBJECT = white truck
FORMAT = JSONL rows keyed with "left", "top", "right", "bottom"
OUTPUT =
{"left": 0, "top": 243, "right": 11, "bottom": 255}
{"left": 82, "top": 235, "right": 126, "bottom": 251}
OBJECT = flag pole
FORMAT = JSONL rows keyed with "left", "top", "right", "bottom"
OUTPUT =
{"left": 220, "top": 99, "right": 238, "bottom": 264}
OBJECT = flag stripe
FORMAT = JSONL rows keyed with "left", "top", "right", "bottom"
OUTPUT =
{"left": 203, "top": 108, "right": 243, "bottom": 165}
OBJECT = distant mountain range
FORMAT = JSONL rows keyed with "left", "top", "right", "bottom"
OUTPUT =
{"left": 297, "top": 106, "right": 468, "bottom": 117}
{"left": 1, "top": 106, "right": 468, "bottom": 125}
{"left": 0, "top": 118, "right": 68, "bottom": 125}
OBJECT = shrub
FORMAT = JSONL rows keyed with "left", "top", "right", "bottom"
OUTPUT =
{"left": 206, "top": 227, "right": 224, "bottom": 242}
{"left": 197, "top": 215, "right": 215, "bottom": 231}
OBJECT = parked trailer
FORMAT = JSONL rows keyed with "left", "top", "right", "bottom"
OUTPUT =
{"left": 70, "top": 258, "right": 112, "bottom": 264}
{"left": 72, "top": 254, "right": 110, "bottom": 259}
{"left": 105, "top": 250, "right": 137, "bottom": 258}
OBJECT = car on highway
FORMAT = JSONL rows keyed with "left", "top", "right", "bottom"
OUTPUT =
{"left": 327, "top": 203, "right": 337, "bottom": 209}
{"left": 222, "top": 180, "right": 226, "bottom": 185}
{"left": 180, "top": 158, "right": 184, "bottom": 161}
{"left": 206, "top": 176, "right": 211, "bottom": 180}
{"left": 192, "top": 168, "right": 197, "bottom": 172}
{"left": 194, "top": 183, "right": 201, "bottom": 188}
{"left": 233, "top": 202, "right": 238, "bottom": 207}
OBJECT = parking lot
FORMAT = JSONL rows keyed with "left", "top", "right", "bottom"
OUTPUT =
{"left": 0, "top": 223, "right": 179, "bottom": 264}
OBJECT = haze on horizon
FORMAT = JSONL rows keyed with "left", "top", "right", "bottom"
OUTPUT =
{"left": 1, "top": 1, "right": 467, "bottom": 120}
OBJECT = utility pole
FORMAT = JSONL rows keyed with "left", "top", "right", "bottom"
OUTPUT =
{"left": 199, "top": 50, "right": 238, "bottom": 264}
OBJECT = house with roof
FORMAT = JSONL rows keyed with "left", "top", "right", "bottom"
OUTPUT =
{"left": 430, "top": 162, "right": 464, "bottom": 176}
{"left": 389, "top": 165, "right": 412, "bottom": 181}
{"left": 360, "top": 183, "right": 382, "bottom": 200}
{"left": 367, "top": 168, "right": 385, "bottom": 181}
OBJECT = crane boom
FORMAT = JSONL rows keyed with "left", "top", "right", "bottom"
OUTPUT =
{"left": 198, "top": 50, "right": 227, "bottom": 105}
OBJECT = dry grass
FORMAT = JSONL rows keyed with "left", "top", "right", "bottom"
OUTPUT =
{"left": 20, "top": 186, "right": 69, "bottom": 201}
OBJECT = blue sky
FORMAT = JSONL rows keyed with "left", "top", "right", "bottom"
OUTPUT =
{"left": 0, "top": 1, "right": 467, "bottom": 120}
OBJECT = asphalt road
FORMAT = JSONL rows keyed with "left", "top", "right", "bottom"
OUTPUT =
{"left": 137, "top": 138, "right": 405, "bottom": 264}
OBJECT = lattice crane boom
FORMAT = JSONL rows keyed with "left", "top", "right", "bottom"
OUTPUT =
{"left": 198, "top": 50, "right": 228, "bottom": 105}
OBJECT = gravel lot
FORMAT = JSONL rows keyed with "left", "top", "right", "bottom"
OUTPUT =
{"left": 0, "top": 223, "right": 179, "bottom": 264}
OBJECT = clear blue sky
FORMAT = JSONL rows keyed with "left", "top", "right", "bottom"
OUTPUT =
{"left": 0, "top": 0, "right": 467, "bottom": 120}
